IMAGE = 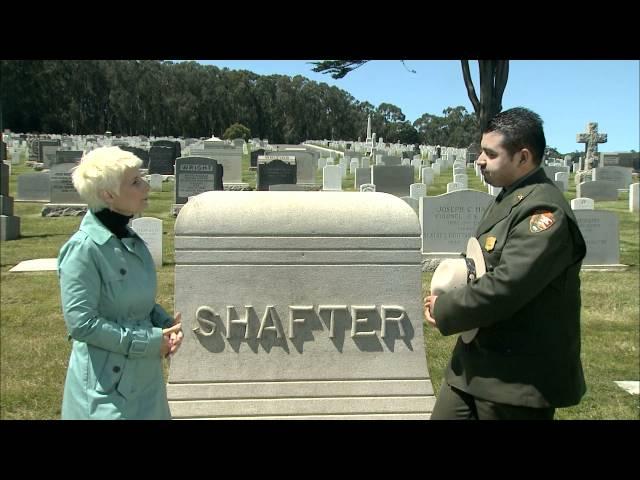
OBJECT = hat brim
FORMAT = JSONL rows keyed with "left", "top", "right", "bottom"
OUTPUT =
{"left": 466, "top": 237, "right": 486, "bottom": 278}
{"left": 460, "top": 238, "right": 487, "bottom": 344}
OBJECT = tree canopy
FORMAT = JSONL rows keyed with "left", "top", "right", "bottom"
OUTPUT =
{"left": 311, "top": 60, "right": 509, "bottom": 142}
{"left": 2, "top": 60, "right": 483, "bottom": 147}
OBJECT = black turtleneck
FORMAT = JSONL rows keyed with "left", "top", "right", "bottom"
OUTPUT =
{"left": 94, "top": 209, "right": 133, "bottom": 239}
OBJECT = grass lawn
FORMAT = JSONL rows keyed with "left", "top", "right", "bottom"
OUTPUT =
{"left": 1, "top": 153, "right": 638, "bottom": 419}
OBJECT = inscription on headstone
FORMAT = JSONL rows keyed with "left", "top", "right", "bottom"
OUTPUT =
{"left": 49, "top": 163, "right": 83, "bottom": 204}
{"left": 169, "top": 191, "right": 434, "bottom": 419}
{"left": 175, "top": 157, "right": 223, "bottom": 204}
{"left": 419, "top": 190, "right": 493, "bottom": 254}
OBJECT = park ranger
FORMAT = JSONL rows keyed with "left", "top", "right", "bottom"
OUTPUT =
{"left": 424, "top": 107, "right": 587, "bottom": 420}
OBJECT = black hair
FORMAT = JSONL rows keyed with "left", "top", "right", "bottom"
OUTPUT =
{"left": 483, "top": 107, "right": 546, "bottom": 165}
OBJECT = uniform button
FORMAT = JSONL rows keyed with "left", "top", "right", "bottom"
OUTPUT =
{"left": 112, "top": 366, "right": 121, "bottom": 373}
{"left": 120, "top": 268, "right": 126, "bottom": 275}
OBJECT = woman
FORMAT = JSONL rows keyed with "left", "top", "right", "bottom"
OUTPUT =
{"left": 58, "top": 146, "right": 183, "bottom": 419}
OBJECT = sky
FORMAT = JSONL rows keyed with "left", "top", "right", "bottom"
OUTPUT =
{"left": 190, "top": 60, "right": 639, "bottom": 154}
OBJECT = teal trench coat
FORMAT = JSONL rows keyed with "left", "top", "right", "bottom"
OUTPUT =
{"left": 58, "top": 210, "right": 173, "bottom": 419}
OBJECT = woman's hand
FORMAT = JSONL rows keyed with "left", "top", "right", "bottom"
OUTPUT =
{"left": 168, "top": 312, "right": 183, "bottom": 355}
{"left": 161, "top": 321, "right": 182, "bottom": 357}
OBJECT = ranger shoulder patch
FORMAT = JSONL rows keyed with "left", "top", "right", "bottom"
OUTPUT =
{"left": 529, "top": 211, "right": 556, "bottom": 232}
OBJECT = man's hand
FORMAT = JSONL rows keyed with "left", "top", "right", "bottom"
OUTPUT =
{"left": 423, "top": 295, "right": 438, "bottom": 328}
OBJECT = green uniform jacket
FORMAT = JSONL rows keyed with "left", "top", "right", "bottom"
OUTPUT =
{"left": 58, "top": 210, "right": 174, "bottom": 419}
{"left": 433, "top": 167, "right": 587, "bottom": 408}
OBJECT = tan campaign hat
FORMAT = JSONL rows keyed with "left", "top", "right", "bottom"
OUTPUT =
{"left": 430, "top": 237, "right": 487, "bottom": 343}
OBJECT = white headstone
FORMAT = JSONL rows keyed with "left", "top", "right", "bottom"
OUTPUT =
{"left": 574, "top": 210, "right": 620, "bottom": 266}
{"left": 453, "top": 174, "right": 468, "bottom": 188}
{"left": 446, "top": 182, "right": 464, "bottom": 193}
{"left": 360, "top": 183, "right": 376, "bottom": 192}
{"left": 555, "top": 172, "right": 569, "bottom": 192}
{"left": 322, "top": 165, "right": 342, "bottom": 191}
{"left": 420, "top": 167, "right": 434, "bottom": 186}
{"left": 131, "top": 217, "right": 163, "bottom": 268}
{"left": 487, "top": 185, "right": 501, "bottom": 196}
{"left": 571, "top": 198, "right": 595, "bottom": 210}
{"left": 149, "top": 173, "right": 163, "bottom": 191}
{"left": 629, "top": 183, "right": 639, "bottom": 213}
{"left": 409, "top": 183, "right": 427, "bottom": 200}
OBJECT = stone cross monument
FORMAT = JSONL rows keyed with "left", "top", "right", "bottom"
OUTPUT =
{"left": 577, "top": 122, "right": 607, "bottom": 171}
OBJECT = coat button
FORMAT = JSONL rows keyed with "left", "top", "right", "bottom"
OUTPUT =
{"left": 120, "top": 268, "right": 126, "bottom": 275}
{"left": 112, "top": 366, "right": 121, "bottom": 373}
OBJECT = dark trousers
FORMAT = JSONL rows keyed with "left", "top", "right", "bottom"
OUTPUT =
{"left": 431, "top": 381, "right": 556, "bottom": 420}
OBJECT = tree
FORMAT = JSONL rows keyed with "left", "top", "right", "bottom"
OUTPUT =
{"left": 223, "top": 123, "right": 251, "bottom": 141}
{"left": 311, "top": 60, "right": 509, "bottom": 141}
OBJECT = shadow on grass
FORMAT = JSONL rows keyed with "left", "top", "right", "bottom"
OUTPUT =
{"left": 18, "top": 233, "right": 71, "bottom": 239}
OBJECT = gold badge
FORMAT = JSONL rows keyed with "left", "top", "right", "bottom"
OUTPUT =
{"left": 530, "top": 211, "right": 556, "bottom": 233}
{"left": 485, "top": 236, "right": 497, "bottom": 251}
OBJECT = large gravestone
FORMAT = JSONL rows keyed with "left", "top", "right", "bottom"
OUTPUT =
{"left": 250, "top": 148, "right": 266, "bottom": 169}
{"left": 574, "top": 210, "right": 623, "bottom": 268}
{"left": 577, "top": 122, "right": 607, "bottom": 170}
{"left": 542, "top": 165, "right": 569, "bottom": 181}
{"left": 576, "top": 180, "right": 618, "bottom": 201}
{"left": 120, "top": 146, "right": 150, "bottom": 168}
{"left": 169, "top": 191, "right": 435, "bottom": 419}
{"left": 277, "top": 148, "right": 316, "bottom": 184}
{"left": 41, "top": 144, "right": 61, "bottom": 168}
{"left": 195, "top": 143, "right": 245, "bottom": 186}
{"left": 381, "top": 155, "right": 402, "bottom": 166}
{"left": 174, "top": 157, "right": 223, "bottom": 205}
{"left": 600, "top": 151, "right": 640, "bottom": 170}
{"left": 49, "top": 163, "right": 83, "bottom": 204}
{"left": 257, "top": 157, "right": 297, "bottom": 191}
{"left": 371, "top": 165, "right": 415, "bottom": 197}
{"left": 43, "top": 163, "right": 87, "bottom": 216}
{"left": 419, "top": 190, "right": 494, "bottom": 255}
{"left": 54, "top": 150, "right": 83, "bottom": 166}
{"left": 37, "top": 139, "right": 60, "bottom": 164}
{"left": 148, "top": 146, "right": 176, "bottom": 175}
{"left": 592, "top": 166, "right": 633, "bottom": 190}
{"left": 151, "top": 139, "right": 181, "bottom": 160}
{"left": 16, "top": 173, "right": 51, "bottom": 202}
{"left": 1, "top": 162, "right": 20, "bottom": 241}
{"left": 354, "top": 167, "right": 372, "bottom": 191}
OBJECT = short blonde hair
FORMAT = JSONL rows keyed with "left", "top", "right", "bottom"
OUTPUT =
{"left": 72, "top": 146, "right": 143, "bottom": 210}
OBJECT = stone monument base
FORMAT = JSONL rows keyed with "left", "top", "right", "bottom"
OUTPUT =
{"left": 0, "top": 215, "right": 20, "bottom": 241}
{"left": 581, "top": 264, "right": 628, "bottom": 272}
{"left": 42, "top": 204, "right": 88, "bottom": 217}
{"left": 223, "top": 183, "right": 251, "bottom": 191}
